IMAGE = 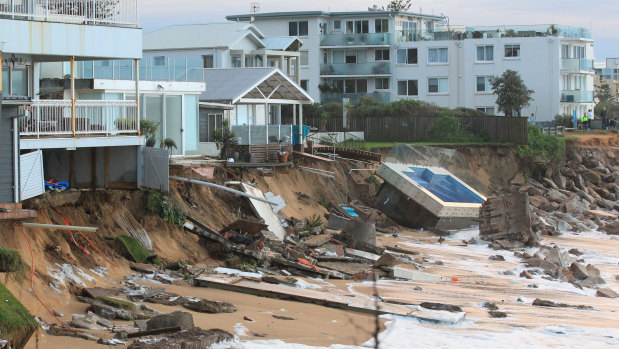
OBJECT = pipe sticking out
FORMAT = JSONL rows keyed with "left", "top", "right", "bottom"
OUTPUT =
{"left": 23, "top": 222, "right": 98, "bottom": 232}
{"left": 170, "top": 176, "right": 279, "bottom": 205}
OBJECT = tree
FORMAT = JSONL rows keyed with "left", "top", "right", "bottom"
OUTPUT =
{"left": 386, "top": 0, "right": 412, "bottom": 12}
{"left": 595, "top": 84, "right": 615, "bottom": 104}
{"left": 490, "top": 70, "right": 534, "bottom": 117}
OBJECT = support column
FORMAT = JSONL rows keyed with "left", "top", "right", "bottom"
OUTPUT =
{"left": 263, "top": 54, "right": 268, "bottom": 67}
{"left": 292, "top": 103, "right": 297, "bottom": 126}
{"left": 286, "top": 57, "right": 291, "bottom": 76}
{"left": 280, "top": 55, "right": 285, "bottom": 72}
{"left": 299, "top": 102, "right": 303, "bottom": 144}
{"left": 135, "top": 59, "right": 140, "bottom": 136}
{"left": 240, "top": 52, "right": 246, "bottom": 68}
{"left": 0, "top": 51, "right": 3, "bottom": 95}
{"left": 71, "top": 56, "right": 76, "bottom": 137}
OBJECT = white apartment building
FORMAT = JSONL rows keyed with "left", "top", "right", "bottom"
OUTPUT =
{"left": 227, "top": 10, "right": 595, "bottom": 123}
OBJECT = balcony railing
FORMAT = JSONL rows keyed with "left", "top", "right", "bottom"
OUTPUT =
{"left": 320, "top": 33, "right": 391, "bottom": 47}
{"left": 561, "top": 58, "right": 594, "bottom": 72}
{"left": 320, "top": 62, "right": 390, "bottom": 76}
{"left": 20, "top": 99, "right": 138, "bottom": 137}
{"left": 321, "top": 92, "right": 391, "bottom": 104}
{"left": 76, "top": 58, "right": 204, "bottom": 82}
{"left": 560, "top": 90, "right": 594, "bottom": 103}
{"left": 396, "top": 30, "right": 453, "bottom": 43}
{"left": 231, "top": 124, "right": 293, "bottom": 145}
{"left": 0, "top": 0, "right": 137, "bottom": 26}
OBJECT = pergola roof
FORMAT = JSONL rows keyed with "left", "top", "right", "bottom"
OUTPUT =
{"left": 201, "top": 68, "right": 313, "bottom": 105}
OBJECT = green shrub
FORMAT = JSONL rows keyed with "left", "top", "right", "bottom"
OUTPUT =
{"left": 116, "top": 235, "right": 152, "bottom": 264}
{"left": 0, "top": 282, "right": 38, "bottom": 348}
{"left": 554, "top": 114, "right": 574, "bottom": 127}
{"left": 306, "top": 214, "right": 324, "bottom": 228}
{"left": 147, "top": 190, "right": 187, "bottom": 228}
{"left": 426, "top": 114, "right": 486, "bottom": 143}
{"left": 517, "top": 125, "right": 566, "bottom": 179}
{"left": 95, "top": 296, "right": 136, "bottom": 311}
{"left": 611, "top": 129, "right": 618, "bottom": 134}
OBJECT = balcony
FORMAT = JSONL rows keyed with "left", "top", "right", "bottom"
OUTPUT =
{"left": 321, "top": 92, "right": 391, "bottom": 104}
{"left": 77, "top": 58, "right": 204, "bottom": 82}
{"left": 0, "top": 0, "right": 138, "bottom": 26}
{"left": 19, "top": 100, "right": 138, "bottom": 137}
{"left": 561, "top": 58, "right": 594, "bottom": 73}
{"left": 320, "top": 62, "right": 390, "bottom": 77}
{"left": 320, "top": 33, "right": 390, "bottom": 47}
{"left": 231, "top": 125, "right": 293, "bottom": 145}
{"left": 396, "top": 30, "right": 454, "bottom": 43}
{"left": 560, "top": 90, "right": 594, "bottom": 103}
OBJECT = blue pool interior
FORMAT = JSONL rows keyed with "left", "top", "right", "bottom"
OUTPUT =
{"left": 403, "top": 167, "right": 485, "bottom": 204}
{"left": 342, "top": 206, "right": 360, "bottom": 218}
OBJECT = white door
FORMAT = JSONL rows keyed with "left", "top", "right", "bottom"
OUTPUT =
{"left": 20, "top": 150, "right": 45, "bottom": 200}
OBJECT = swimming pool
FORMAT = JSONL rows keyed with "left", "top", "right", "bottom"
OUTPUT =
{"left": 403, "top": 167, "right": 485, "bottom": 204}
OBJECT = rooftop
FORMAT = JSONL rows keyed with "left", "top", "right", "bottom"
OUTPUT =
{"left": 227, "top": 10, "right": 443, "bottom": 21}
{"left": 143, "top": 22, "right": 266, "bottom": 51}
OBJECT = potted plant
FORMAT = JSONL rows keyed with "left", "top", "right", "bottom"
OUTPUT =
{"left": 212, "top": 119, "right": 238, "bottom": 160}
{"left": 140, "top": 119, "right": 160, "bottom": 147}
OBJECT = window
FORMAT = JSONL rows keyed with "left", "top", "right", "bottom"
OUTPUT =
{"left": 153, "top": 56, "right": 166, "bottom": 66}
{"left": 334, "top": 20, "right": 341, "bottom": 30}
{"left": 231, "top": 56, "right": 241, "bottom": 67}
{"left": 428, "top": 47, "right": 448, "bottom": 63}
{"left": 2, "top": 66, "right": 29, "bottom": 96}
{"left": 397, "top": 80, "right": 418, "bottom": 96}
{"left": 561, "top": 44, "right": 570, "bottom": 59}
{"left": 199, "top": 113, "right": 223, "bottom": 142}
{"left": 573, "top": 45, "right": 585, "bottom": 59}
{"left": 476, "top": 107, "right": 495, "bottom": 115}
{"left": 425, "top": 21, "right": 434, "bottom": 33}
{"left": 476, "top": 76, "right": 492, "bottom": 92}
{"left": 343, "top": 79, "right": 367, "bottom": 93}
{"left": 375, "top": 19, "right": 389, "bottom": 33}
{"left": 375, "top": 49, "right": 390, "bottom": 61}
{"left": 504, "top": 44, "right": 520, "bottom": 58}
{"left": 245, "top": 56, "right": 254, "bottom": 67}
{"left": 428, "top": 77, "right": 448, "bottom": 93}
{"left": 289, "top": 21, "right": 309, "bottom": 36}
{"left": 375, "top": 78, "right": 389, "bottom": 90}
{"left": 476, "top": 45, "right": 493, "bottom": 62}
{"left": 323, "top": 52, "right": 328, "bottom": 64}
{"left": 300, "top": 51, "right": 309, "bottom": 66}
{"left": 300, "top": 80, "right": 309, "bottom": 91}
{"left": 397, "top": 48, "right": 418, "bottom": 64}
{"left": 346, "top": 20, "right": 369, "bottom": 34}
{"left": 345, "top": 52, "right": 357, "bottom": 64}
{"left": 202, "top": 55, "right": 214, "bottom": 68}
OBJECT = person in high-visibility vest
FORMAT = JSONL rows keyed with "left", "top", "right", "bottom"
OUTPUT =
{"left": 581, "top": 112, "right": 589, "bottom": 130}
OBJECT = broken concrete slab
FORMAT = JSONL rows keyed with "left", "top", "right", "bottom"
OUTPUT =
{"left": 596, "top": 288, "right": 618, "bottom": 298}
{"left": 240, "top": 184, "right": 287, "bottom": 241}
{"left": 391, "top": 267, "right": 443, "bottom": 281}
{"left": 182, "top": 299, "right": 237, "bottom": 314}
{"left": 264, "top": 192, "right": 287, "bottom": 214}
{"left": 304, "top": 234, "right": 332, "bottom": 248}
{"left": 420, "top": 302, "right": 462, "bottom": 313}
{"left": 479, "top": 192, "right": 538, "bottom": 248}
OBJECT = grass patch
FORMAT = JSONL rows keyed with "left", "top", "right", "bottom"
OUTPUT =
{"left": 0, "top": 282, "right": 38, "bottom": 347}
{"left": 116, "top": 235, "right": 152, "bottom": 264}
{"left": 517, "top": 125, "right": 566, "bottom": 180}
{"left": 0, "top": 249, "right": 23, "bottom": 273}
{"left": 95, "top": 296, "right": 136, "bottom": 311}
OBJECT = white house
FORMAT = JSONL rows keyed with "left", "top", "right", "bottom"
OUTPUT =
{"left": 1, "top": 0, "right": 144, "bottom": 199}
{"left": 227, "top": 10, "right": 595, "bottom": 123}
{"left": 142, "top": 22, "right": 303, "bottom": 84}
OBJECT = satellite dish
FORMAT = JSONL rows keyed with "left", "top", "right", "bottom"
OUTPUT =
{"left": 250, "top": 2, "right": 260, "bottom": 14}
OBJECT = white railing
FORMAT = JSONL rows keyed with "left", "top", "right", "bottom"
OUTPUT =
{"left": 20, "top": 99, "right": 138, "bottom": 137}
{"left": 0, "top": 0, "right": 138, "bottom": 27}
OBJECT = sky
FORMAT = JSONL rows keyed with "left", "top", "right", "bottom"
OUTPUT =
{"left": 139, "top": 0, "right": 619, "bottom": 63}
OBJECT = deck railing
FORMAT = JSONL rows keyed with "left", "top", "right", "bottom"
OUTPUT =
{"left": 20, "top": 99, "right": 138, "bottom": 137}
{"left": 231, "top": 124, "right": 293, "bottom": 146}
{"left": 0, "top": 0, "right": 138, "bottom": 27}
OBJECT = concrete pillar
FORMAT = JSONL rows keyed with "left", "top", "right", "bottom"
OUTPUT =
{"left": 32, "top": 62, "right": 41, "bottom": 99}
{"left": 280, "top": 55, "right": 285, "bottom": 71}
{"left": 240, "top": 52, "right": 246, "bottom": 68}
{"left": 286, "top": 57, "right": 291, "bottom": 76}
{"left": 135, "top": 59, "right": 140, "bottom": 135}
{"left": 292, "top": 103, "right": 297, "bottom": 126}
{"left": 263, "top": 54, "right": 268, "bottom": 67}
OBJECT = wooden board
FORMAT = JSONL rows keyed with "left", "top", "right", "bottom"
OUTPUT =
{"left": 240, "top": 184, "right": 287, "bottom": 241}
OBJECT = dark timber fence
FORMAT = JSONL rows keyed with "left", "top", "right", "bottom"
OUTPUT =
{"left": 282, "top": 115, "right": 529, "bottom": 144}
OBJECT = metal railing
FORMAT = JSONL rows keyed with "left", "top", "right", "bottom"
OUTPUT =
{"left": 560, "top": 90, "right": 594, "bottom": 103}
{"left": 320, "top": 92, "right": 391, "bottom": 104}
{"left": 320, "top": 33, "right": 391, "bottom": 47}
{"left": 20, "top": 99, "right": 138, "bottom": 137}
{"left": 320, "top": 62, "right": 390, "bottom": 76}
{"left": 561, "top": 58, "right": 594, "bottom": 72}
{"left": 396, "top": 30, "right": 452, "bottom": 42}
{"left": 231, "top": 124, "right": 293, "bottom": 145}
{"left": 0, "top": 0, "right": 138, "bottom": 26}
